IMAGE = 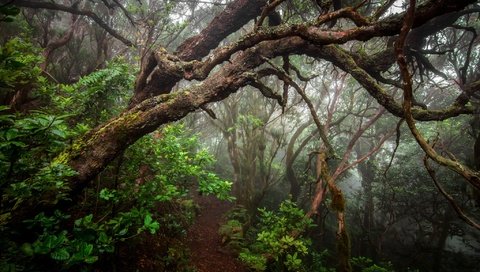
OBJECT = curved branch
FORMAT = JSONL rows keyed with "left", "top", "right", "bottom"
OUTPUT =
{"left": 257, "top": 64, "right": 334, "bottom": 155}
{"left": 424, "top": 157, "right": 480, "bottom": 230}
{"left": 315, "top": 45, "right": 474, "bottom": 121}
{"left": 396, "top": 0, "right": 480, "bottom": 191}
{"left": 40, "top": 14, "right": 79, "bottom": 70}
{"left": 111, "top": 0, "right": 136, "bottom": 26}
{"left": 134, "top": 0, "right": 476, "bottom": 105}
{"left": 255, "top": 0, "right": 285, "bottom": 30}
{"left": 175, "top": 0, "right": 267, "bottom": 61}
{"left": 5, "top": 0, "right": 135, "bottom": 47}
{"left": 9, "top": 0, "right": 479, "bottom": 224}
{"left": 332, "top": 107, "right": 387, "bottom": 180}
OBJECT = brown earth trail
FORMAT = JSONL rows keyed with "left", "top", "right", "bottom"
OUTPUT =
{"left": 186, "top": 196, "right": 246, "bottom": 272}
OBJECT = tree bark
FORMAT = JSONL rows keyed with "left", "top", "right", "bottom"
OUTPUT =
{"left": 357, "top": 157, "right": 376, "bottom": 259}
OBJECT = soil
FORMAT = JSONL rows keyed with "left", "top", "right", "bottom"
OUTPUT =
{"left": 186, "top": 195, "right": 247, "bottom": 272}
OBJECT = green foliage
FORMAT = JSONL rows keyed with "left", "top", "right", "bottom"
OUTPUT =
{"left": 1, "top": 121, "right": 230, "bottom": 270}
{"left": 239, "top": 250, "right": 267, "bottom": 271}
{"left": 351, "top": 257, "right": 394, "bottom": 272}
{"left": 0, "top": 38, "right": 43, "bottom": 95}
{"left": 0, "top": 111, "right": 76, "bottom": 212}
{"left": 239, "top": 200, "right": 315, "bottom": 271}
{"left": 219, "top": 219, "right": 245, "bottom": 250}
{"left": 26, "top": 212, "right": 100, "bottom": 266}
{"left": 123, "top": 124, "right": 233, "bottom": 204}
{"left": 0, "top": 5, "right": 20, "bottom": 22}
{"left": 307, "top": 250, "right": 335, "bottom": 272}
{"left": 228, "top": 114, "right": 264, "bottom": 133}
{"left": 52, "top": 59, "right": 135, "bottom": 126}
{"left": 0, "top": 30, "right": 234, "bottom": 270}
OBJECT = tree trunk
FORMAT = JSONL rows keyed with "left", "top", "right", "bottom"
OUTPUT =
{"left": 432, "top": 213, "right": 451, "bottom": 272}
{"left": 358, "top": 159, "right": 376, "bottom": 259}
{"left": 285, "top": 122, "right": 312, "bottom": 201}
{"left": 330, "top": 184, "right": 352, "bottom": 272}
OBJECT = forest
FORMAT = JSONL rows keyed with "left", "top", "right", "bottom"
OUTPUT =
{"left": 0, "top": 0, "right": 479, "bottom": 271}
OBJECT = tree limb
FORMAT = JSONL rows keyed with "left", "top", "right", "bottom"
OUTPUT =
{"left": 4, "top": 0, "right": 135, "bottom": 47}
{"left": 423, "top": 157, "right": 480, "bottom": 230}
{"left": 396, "top": 0, "right": 480, "bottom": 191}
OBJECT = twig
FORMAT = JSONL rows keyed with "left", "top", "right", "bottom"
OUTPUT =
{"left": 384, "top": 118, "right": 404, "bottom": 176}
{"left": 200, "top": 105, "right": 217, "bottom": 119}
{"left": 9, "top": 0, "right": 135, "bottom": 47}
{"left": 259, "top": 58, "right": 335, "bottom": 155}
{"left": 254, "top": 0, "right": 285, "bottom": 31}
{"left": 248, "top": 80, "right": 284, "bottom": 106}
{"left": 423, "top": 156, "right": 480, "bottom": 230}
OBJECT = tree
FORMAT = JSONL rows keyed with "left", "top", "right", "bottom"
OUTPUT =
{"left": 2, "top": 0, "right": 480, "bottom": 269}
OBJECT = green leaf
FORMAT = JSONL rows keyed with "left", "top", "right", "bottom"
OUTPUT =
{"left": 144, "top": 214, "right": 153, "bottom": 225}
{"left": 80, "top": 243, "right": 93, "bottom": 257}
{"left": 51, "top": 248, "right": 70, "bottom": 261}
{"left": 84, "top": 256, "right": 98, "bottom": 264}
{"left": 118, "top": 228, "right": 128, "bottom": 236}
{"left": 51, "top": 129, "right": 67, "bottom": 139}
{"left": 143, "top": 214, "right": 160, "bottom": 234}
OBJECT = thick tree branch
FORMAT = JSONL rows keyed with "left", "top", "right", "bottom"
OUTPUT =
{"left": 315, "top": 45, "right": 474, "bottom": 121}
{"left": 9, "top": 0, "right": 479, "bottom": 225}
{"left": 133, "top": 0, "right": 476, "bottom": 106}
{"left": 132, "top": 0, "right": 267, "bottom": 103}
{"left": 175, "top": 0, "right": 267, "bottom": 61}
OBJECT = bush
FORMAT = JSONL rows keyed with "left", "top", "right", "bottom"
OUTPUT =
{"left": 238, "top": 200, "right": 316, "bottom": 271}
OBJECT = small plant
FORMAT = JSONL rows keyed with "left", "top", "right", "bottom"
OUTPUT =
{"left": 239, "top": 200, "right": 315, "bottom": 271}
{"left": 351, "top": 256, "right": 394, "bottom": 272}
{"left": 307, "top": 250, "right": 335, "bottom": 272}
{"left": 219, "top": 219, "right": 244, "bottom": 250}
{"left": 239, "top": 249, "right": 267, "bottom": 271}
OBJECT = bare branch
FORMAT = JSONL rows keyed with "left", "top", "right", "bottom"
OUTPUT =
{"left": 332, "top": 107, "right": 387, "bottom": 180}
{"left": 111, "top": 0, "right": 136, "bottom": 26}
{"left": 423, "top": 157, "right": 480, "bottom": 230}
{"left": 258, "top": 61, "right": 334, "bottom": 155}
{"left": 249, "top": 80, "right": 284, "bottom": 106}
{"left": 255, "top": 0, "right": 285, "bottom": 31}
{"left": 5, "top": 0, "right": 135, "bottom": 47}
{"left": 396, "top": 0, "right": 480, "bottom": 191}
{"left": 384, "top": 119, "right": 405, "bottom": 176}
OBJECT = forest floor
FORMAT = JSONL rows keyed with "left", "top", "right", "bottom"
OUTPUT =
{"left": 186, "top": 195, "right": 246, "bottom": 272}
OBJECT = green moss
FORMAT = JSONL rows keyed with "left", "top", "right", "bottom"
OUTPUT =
{"left": 53, "top": 139, "right": 87, "bottom": 165}
{"left": 331, "top": 188, "right": 345, "bottom": 212}
{"left": 52, "top": 109, "right": 144, "bottom": 167}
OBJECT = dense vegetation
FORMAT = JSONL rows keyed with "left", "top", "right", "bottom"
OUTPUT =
{"left": 1, "top": 0, "right": 479, "bottom": 271}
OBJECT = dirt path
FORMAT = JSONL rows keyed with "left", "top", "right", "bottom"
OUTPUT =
{"left": 186, "top": 196, "right": 246, "bottom": 272}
